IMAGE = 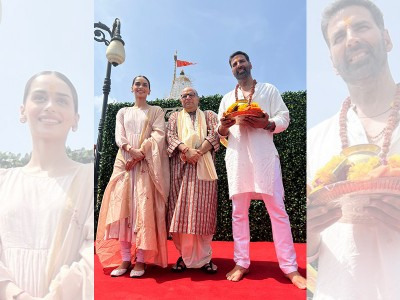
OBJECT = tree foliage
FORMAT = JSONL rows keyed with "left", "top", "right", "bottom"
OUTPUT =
{"left": 0, "top": 147, "right": 93, "bottom": 168}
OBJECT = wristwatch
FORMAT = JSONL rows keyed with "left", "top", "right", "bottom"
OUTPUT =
{"left": 264, "top": 121, "right": 275, "bottom": 132}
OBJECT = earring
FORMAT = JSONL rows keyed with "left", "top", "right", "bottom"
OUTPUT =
{"left": 20, "top": 116, "right": 27, "bottom": 123}
{"left": 72, "top": 125, "right": 78, "bottom": 132}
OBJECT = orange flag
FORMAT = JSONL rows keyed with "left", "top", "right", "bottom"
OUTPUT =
{"left": 176, "top": 59, "right": 196, "bottom": 67}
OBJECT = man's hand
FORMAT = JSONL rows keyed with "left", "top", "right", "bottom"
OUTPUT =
{"left": 307, "top": 201, "right": 342, "bottom": 257}
{"left": 240, "top": 113, "right": 269, "bottom": 128}
{"left": 365, "top": 195, "right": 400, "bottom": 232}
{"left": 307, "top": 202, "right": 342, "bottom": 234}
{"left": 218, "top": 117, "right": 236, "bottom": 136}
{"left": 185, "top": 148, "right": 202, "bottom": 165}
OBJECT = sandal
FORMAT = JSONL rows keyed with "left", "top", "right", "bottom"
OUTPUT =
{"left": 201, "top": 260, "right": 218, "bottom": 274}
{"left": 110, "top": 261, "right": 131, "bottom": 277}
{"left": 171, "top": 256, "right": 187, "bottom": 273}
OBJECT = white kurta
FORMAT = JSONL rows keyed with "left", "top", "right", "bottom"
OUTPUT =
{"left": 308, "top": 108, "right": 400, "bottom": 300}
{"left": 218, "top": 82, "right": 290, "bottom": 198}
{"left": 0, "top": 164, "right": 94, "bottom": 299}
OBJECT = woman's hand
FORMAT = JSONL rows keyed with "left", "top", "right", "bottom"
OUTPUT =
{"left": 125, "top": 159, "right": 137, "bottom": 171}
{"left": 128, "top": 148, "right": 145, "bottom": 161}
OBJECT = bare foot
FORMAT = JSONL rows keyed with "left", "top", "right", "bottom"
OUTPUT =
{"left": 285, "top": 271, "right": 306, "bottom": 289}
{"left": 133, "top": 261, "right": 145, "bottom": 272}
{"left": 226, "top": 265, "right": 249, "bottom": 282}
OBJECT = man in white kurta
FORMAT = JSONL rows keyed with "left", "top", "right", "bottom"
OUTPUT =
{"left": 218, "top": 51, "right": 305, "bottom": 288}
{"left": 308, "top": 111, "right": 400, "bottom": 300}
{"left": 307, "top": 1, "right": 400, "bottom": 299}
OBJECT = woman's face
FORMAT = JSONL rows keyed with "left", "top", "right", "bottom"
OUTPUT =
{"left": 131, "top": 77, "right": 150, "bottom": 99}
{"left": 20, "top": 74, "right": 79, "bottom": 142}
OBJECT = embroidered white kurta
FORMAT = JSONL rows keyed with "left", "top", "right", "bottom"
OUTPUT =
{"left": 0, "top": 164, "right": 94, "bottom": 299}
{"left": 308, "top": 108, "right": 400, "bottom": 300}
{"left": 218, "top": 82, "right": 290, "bottom": 198}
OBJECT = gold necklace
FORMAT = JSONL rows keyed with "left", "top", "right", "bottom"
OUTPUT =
{"left": 366, "top": 128, "right": 385, "bottom": 143}
{"left": 355, "top": 106, "right": 392, "bottom": 118}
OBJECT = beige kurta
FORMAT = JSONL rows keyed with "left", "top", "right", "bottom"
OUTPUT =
{"left": 218, "top": 82, "right": 290, "bottom": 198}
{"left": 0, "top": 164, "right": 94, "bottom": 299}
{"left": 167, "top": 110, "right": 219, "bottom": 236}
{"left": 308, "top": 107, "right": 400, "bottom": 300}
{"left": 96, "top": 105, "right": 170, "bottom": 268}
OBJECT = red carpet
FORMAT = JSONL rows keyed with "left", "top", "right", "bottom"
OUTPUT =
{"left": 95, "top": 240, "right": 306, "bottom": 300}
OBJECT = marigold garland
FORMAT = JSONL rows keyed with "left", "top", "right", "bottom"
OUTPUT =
{"left": 347, "top": 156, "right": 380, "bottom": 181}
{"left": 312, "top": 155, "right": 345, "bottom": 188}
{"left": 388, "top": 154, "right": 400, "bottom": 168}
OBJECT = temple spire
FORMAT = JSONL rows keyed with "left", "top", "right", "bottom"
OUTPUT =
{"left": 169, "top": 51, "right": 193, "bottom": 99}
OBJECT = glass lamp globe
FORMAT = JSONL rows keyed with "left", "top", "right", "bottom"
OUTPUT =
{"left": 106, "top": 39, "right": 125, "bottom": 66}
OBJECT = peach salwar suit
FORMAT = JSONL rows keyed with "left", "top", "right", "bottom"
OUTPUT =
{"left": 96, "top": 106, "right": 170, "bottom": 269}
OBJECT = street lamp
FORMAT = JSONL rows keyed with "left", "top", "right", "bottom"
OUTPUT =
{"left": 94, "top": 18, "right": 125, "bottom": 201}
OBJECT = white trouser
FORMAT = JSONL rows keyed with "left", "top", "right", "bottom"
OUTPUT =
{"left": 231, "top": 162, "right": 298, "bottom": 274}
{"left": 172, "top": 233, "right": 213, "bottom": 268}
{"left": 120, "top": 241, "right": 144, "bottom": 263}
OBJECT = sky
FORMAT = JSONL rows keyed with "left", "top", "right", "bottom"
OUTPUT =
{"left": 307, "top": 0, "right": 400, "bottom": 128}
{"left": 2, "top": 1, "right": 397, "bottom": 153}
{"left": 0, "top": 0, "right": 94, "bottom": 155}
{"left": 94, "top": 0, "right": 306, "bottom": 142}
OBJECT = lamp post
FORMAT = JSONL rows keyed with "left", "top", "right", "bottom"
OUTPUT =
{"left": 94, "top": 18, "right": 125, "bottom": 202}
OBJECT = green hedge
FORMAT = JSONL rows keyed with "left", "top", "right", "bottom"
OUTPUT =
{"left": 95, "top": 91, "right": 306, "bottom": 242}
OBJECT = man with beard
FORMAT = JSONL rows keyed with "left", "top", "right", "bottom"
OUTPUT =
{"left": 308, "top": 0, "right": 400, "bottom": 299}
{"left": 217, "top": 51, "right": 306, "bottom": 288}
